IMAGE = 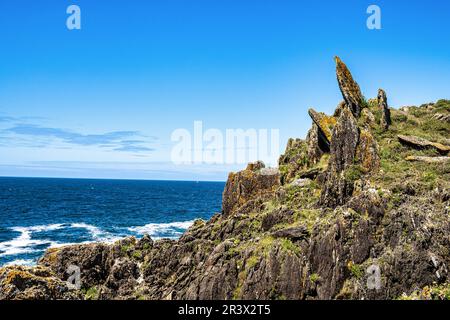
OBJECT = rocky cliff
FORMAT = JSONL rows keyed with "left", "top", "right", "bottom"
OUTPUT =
{"left": 1, "top": 57, "right": 449, "bottom": 300}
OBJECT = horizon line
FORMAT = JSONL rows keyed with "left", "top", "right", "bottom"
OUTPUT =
{"left": 0, "top": 175, "right": 227, "bottom": 183}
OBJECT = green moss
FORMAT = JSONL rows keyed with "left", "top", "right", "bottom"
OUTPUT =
{"left": 85, "top": 286, "right": 99, "bottom": 300}
{"left": 309, "top": 273, "right": 321, "bottom": 284}
{"left": 279, "top": 238, "right": 301, "bottom": 256}
{"left": 294, "top": 209, "right": 321, "bottom": 233}
{"left": 344, "top": 165, "right": 364, "bottom": 183}
{"left": 121, "top": 244, "right": 132, "bottom": 254}
{"left": 232, "top": 269, "right": 247, "bottom": 300}
{"left": 246, "top": 255, "right": 260, "bottom": 269}
{"left": 398, "top": 283, "right": 450, "bottom": 300}
{"left": 132, "top": 250, "right": 143, "bottom": 260}
{"left": 347, "top": 261, "right": 364, "bottom": 279}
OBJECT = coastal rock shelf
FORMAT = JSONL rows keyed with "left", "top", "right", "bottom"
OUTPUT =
{"left": 1, "top": 57, "right": 449, "bottom": 300}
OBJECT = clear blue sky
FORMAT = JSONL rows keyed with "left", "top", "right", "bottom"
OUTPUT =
{"left": 0, "top": 0, "right": 449, "bottom": 181}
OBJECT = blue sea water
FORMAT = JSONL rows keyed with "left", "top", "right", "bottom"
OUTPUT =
{"left": 0, "top": 177, "right": 225, "bottom": 267}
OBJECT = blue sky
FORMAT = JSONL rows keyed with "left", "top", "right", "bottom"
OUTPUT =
{"left": 0, "top": 0, "right": 449, "bottom": 181}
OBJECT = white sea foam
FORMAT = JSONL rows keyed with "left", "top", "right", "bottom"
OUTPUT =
{"left": 0, "top": 220, "right": 195, "bottom": 265}
{"left": 70, "top": 223, "right": 103, "bottom": 238}
{"left": 4, "top": 259, "right": 35, "bottom": 267}
{"left": 0, "top": 224, "right": 64, "bottom": 257}
{"left": 69, "top": 222, "right": 122, "bottom": 243}
{"left": 128, "top": 220, "right": 195, "bottom": 239}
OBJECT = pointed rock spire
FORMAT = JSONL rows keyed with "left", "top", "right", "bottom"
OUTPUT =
{"left": 335, "top": 57, "right": 364, "bottom": 118}
{"left": 320, "top": 105, "right": 360, "bottom": 207}
{"left": 377, "top": 89, "right": 391, "bottom": 130}
{"left": 308, "top": 108, "right": 336, "bottom": 150}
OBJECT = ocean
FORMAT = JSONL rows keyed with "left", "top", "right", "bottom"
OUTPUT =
{"left": 0, "top": 177, "right": 225, "bottom": 267}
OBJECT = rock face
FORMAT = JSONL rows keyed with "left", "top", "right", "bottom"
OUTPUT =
{"left": 278, "top": 138, "right": 310, "bottom": 184}
{"left": 405, "top": 156, "right": 450, "bottom": 163}
{"left": 0, "top": 265, "right": 81, "bottom": 300}
{"left": 306, "top": 124, "right": 326, "bottom": 164}
{"left": 320, "top": 106, "right": 360, "bottom": 207}
{"left": 1, "top": 58, "right": 449, "bottom": 301}
{"left": 335, "top": 56, "right": 364, "bottom": 118}
{"left": 307, "top": 108, "right": 336, "bottom": 148}
{"left": 222, "top": 161, "right": 280, "bottom": 217}
{"left": 398, "top": 135, "right": 450, "bottom": 155}
{"left": 378, "top": 89, "right": 391, "bottom": 130}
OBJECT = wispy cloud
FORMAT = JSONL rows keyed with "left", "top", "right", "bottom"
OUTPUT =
{"left": 6, "top": 125, "right": 138, "bottom": 146}
{"left": 0, "top": 116, "right": 16, "bottom": 123}
{"left": 0, "top": 114, "right": 47, "bottom": 123}
{"left": 0, "top": 122, "right": 157, "bottom": 154}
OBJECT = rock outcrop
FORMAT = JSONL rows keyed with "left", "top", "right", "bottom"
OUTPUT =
{"left": 1, "top": 58, "right": 449, "bottom": 301}
{"left": 222, "top": 161, "right": 280, "bottom": 217}
{"left": 319, "top": 57, "right": 380, "bottom": 207}
{"left": 378, "top": 89, "right": 391, "bottom": 130}
{"left": 405, "top": 156, "right": 450, "bottom": 163}
{"left": 307, "top": 108, "right": 336, "bottom": 149}
{"left": 320, "top": 105, "right": 360, "bottom": 207}
{"left": 306, "top": 124, "right": 326, "bottom": 164}
{"left": 398, "top": 135, "right": 450, "bottom": 155}
{"left": 0, "top": 265, "right": 82, "bottom": 300}
{"left": 335, "top": 57, "right": 364, "bottom": 118}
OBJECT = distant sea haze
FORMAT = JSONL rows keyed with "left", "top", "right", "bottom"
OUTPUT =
{"left": 0, "top": 177, "right": 224, "bottom": 266}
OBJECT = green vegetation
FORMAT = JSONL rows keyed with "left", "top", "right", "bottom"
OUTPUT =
{"left": 279, "top": 238, "right": 301, "bottom": 256}
{"left": 132, "top": 250, "right": 143, "bottom": 260}
{"left": 84, "top": 286, "right": 99, "bottom": 300}
{"left": 309, "top": 273, "right": 321, "bottom": 284}
{"left": 344, "top": 164, "right": 364, "bottom": 183}
{"left": 347, "top": 261, "right": 364, "bottom": 279}
{"left": 399, "top": 283, "right": 450, "bottom": 300}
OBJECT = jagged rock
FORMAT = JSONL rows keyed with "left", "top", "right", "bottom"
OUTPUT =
{"left": 335, "top": 56, "right": 364, "bottom": 118}
{"left": 398, "top": 135, "right": 450, "bottom": 155}
{"left": 260, "top": 167, "right": 280, "bottom": 176}
{"left": 306, "top": 124, "right": 326, "bottom": 164}
{"left": 298, "top": 167, "right": 323, "bottom": 180}
{"left": 308, "top": 108, "right": 336, "bottom": 147}
{"left": 356, "top": 129, "right": 380, "bottom": 173}
{"left": 39, "top": 242, "right": 113, "bottom": 289}
{"left": 187, "top": 240, "right": 238, "bottom": 300}
{"left": 0, "top": 265, "right": 81, "bottom": 300}
{"left": 378, "top": 89, "right": 391, "bottom": 130}
{"left": 361, "top": 108, "right": 376, "bottom": 127}
{"left": 432, "top": 113, "right": 450, "bottom": 122}
{"left": 320, "top": 106, "right": 360, "bottom": 207}
{"left": 103, "top": 259, "right": 139, "bottom": 294}
{"left": 271, "top": 225, "right": 309, "bottom": 240}
{"left": 261, "top": 208, "right": 295, "bottom": 232}
{"left": 290, "top": 178, "right": 311, "bottom": 187}
{"left": 136, "top": 234, "right": 153, "bottom": 250}
{"left": 405, "top": 156, "right": 450, "bottom": 163}
{"left": 246, "top": 160, "right": 265, "bottom": 171}
{"left": 333, "top": 101, "right": 346, "bottom": 118}
{"left": 278, "top": 138, "right": 309, "bottom": 184}
{"left": 222, "top": 162, "right": 280, "bottom": 217}
{"left": 238, "top": 243, "right": 304, "bottom": 299}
